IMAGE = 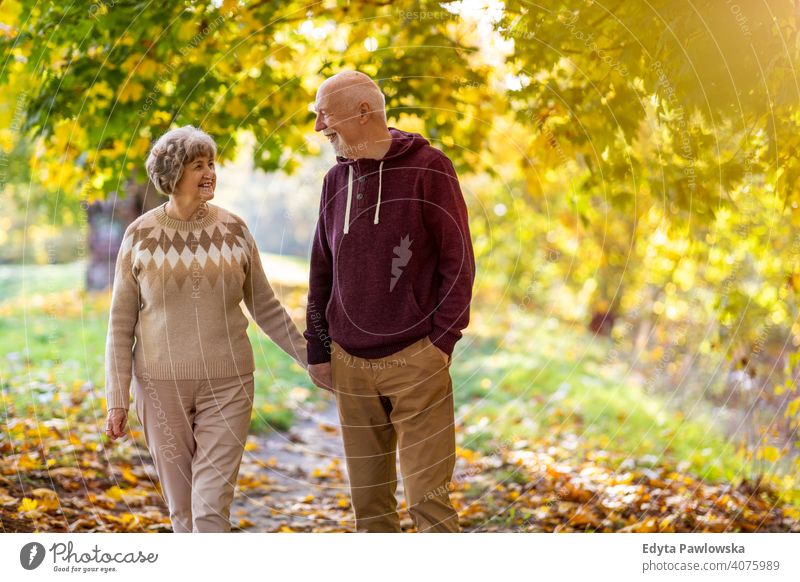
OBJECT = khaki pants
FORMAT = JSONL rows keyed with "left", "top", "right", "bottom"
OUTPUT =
{"left": 330, "top": 337, "right": 459, "bottom": 533}
{"left": 132, "top": 373, "right": 254, "bottom": 533}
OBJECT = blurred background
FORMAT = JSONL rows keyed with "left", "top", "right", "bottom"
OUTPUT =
{"left": 0, "top": 0, "right": 799, "bottom": 532}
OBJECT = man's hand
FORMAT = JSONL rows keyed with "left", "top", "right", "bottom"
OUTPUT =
{"left": 105, "top": 408, "right": 128, "bottom": 441}
{"left": 432, "top": 343, "right": 451, "bottom": 365}
{"left": 308, "top": 362, "right": 333, "bottom": 392}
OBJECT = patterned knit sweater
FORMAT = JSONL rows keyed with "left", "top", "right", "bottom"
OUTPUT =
{"left": 105, "top": 202, "right": 308, "bottom": 410}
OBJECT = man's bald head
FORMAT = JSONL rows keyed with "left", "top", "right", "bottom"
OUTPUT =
{"left": 316, "top": 70, "right": 387, "bottom": 124}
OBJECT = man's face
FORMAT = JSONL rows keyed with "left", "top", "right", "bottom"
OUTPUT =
{"left": 314, "top": 85, "right": 365, "bottom": 158}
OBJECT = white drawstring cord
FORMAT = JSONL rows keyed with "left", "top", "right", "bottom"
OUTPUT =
{"left": 373, "top": 161, "right": 384, "bottom": 225}
{"left": 343, "top": 165, "right": 354, "bottom": 235}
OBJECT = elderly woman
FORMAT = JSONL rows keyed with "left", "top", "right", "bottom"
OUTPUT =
{"left": 104, "top": 125, "right": 308, "bottom": 532}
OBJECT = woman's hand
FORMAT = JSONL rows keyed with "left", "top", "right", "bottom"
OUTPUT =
{"left": 105, "top": 408, "right": 128, "bottom": 440}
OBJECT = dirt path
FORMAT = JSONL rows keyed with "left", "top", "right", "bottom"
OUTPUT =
{"left": 230, "top": 400, "right": 354, "bottom": 532}
{"left": 229, "top": 398, "right": 483, "bottom": 532}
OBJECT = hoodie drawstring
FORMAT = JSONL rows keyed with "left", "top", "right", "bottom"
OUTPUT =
{"left": 373, "top": 161, "right": 384, "bottom": 225}
{"left": 343, "top": 161, "right": 384, "bottom": 235}
{"left": 343, "top": 165, "right": 354, "bottom": 235}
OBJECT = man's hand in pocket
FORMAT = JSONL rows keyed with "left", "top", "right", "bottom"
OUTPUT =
{"left": 432, "top": 343, "right": 450, "bottom": 365}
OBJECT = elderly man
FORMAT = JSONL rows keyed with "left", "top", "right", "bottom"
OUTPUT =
{"left": 305, "top": 70, "right": 475, "bottom": 532}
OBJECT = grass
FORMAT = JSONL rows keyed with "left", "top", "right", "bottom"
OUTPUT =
{"left": 451, "top": 310, "right": 753, "bottom": 486}
{"left": 2, "top": 259, "right": 790, "bottom": 503}
{"left": 0, "top": 262, "right": 85, "bottom": 299}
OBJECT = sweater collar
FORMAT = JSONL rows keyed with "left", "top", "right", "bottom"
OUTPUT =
{"left": 154, "top": 202, "right": 219, "bottom": 231}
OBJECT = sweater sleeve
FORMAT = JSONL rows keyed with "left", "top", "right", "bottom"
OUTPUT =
{"left": 422, "top": 154, "right": 476, "bottom": 356}
{"left": 104, "top": 226, "right": 139, "bottom": 411}
{"left": 303, "top": 178, "right": 334, "bottom": 365}
{"left": 242, "top": 226, "right": 308, "bottom": 369}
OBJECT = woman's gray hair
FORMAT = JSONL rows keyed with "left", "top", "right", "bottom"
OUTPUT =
{"left": 145, "top": 125, "right": 217, "bottom": 195}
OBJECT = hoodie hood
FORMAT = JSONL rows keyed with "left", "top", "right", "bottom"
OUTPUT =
{"left": 334, "top": 127, "right": 429, "bottom": 166}
{"left": 335, "top": 128, "right": 430, "bottom": 234}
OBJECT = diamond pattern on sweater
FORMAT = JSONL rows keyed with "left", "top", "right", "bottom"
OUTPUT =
{"left": 194, "top": 246, "right": 208, "bottom": 266}
{"left": 205, "top": 259, "right": 221, "bottom": 289}
{"left": 199, "top": 229, "right": 212, "bottom": 250}
{"left": 125, "top": 215, "right": 252, "bottom": 292}
{"left": 132, "top": 227, "right": 154, "bottom": 247}
{"left": 207, "top": 244, "right": 221, "bottom": 265}
{"left": 171, "top": 231, "right": 187, "bottom": 254}
{"left": 185, "top": 231, "right": 199, "bottom": 251}
{"left": 171, "top": 259, "right": 190, "bottom": 289}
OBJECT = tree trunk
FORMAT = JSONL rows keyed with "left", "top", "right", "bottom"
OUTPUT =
{"left": 85, "top": 171, "right": 162, "bottom": 291}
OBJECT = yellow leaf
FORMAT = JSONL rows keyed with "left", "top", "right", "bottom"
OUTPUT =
{"left": 177, "top": 20, "right": 197, "bottom": 42}
{"left": 17, "top": 454, "right": 40, "bottom": 470}
{"left": 118, "top": 81, "right": 144, "bottom": 103}
{"left": 122, "top": 467, "right": 138, "bottom": 485}
{"left": 137, "top": 59, "right": 159, "bottom": 78}
{"left": 761, "top": 446, "right": 780, "bottom": 463}
{"left": 226, "top": 97, "right": 249, "bottom": 118}
{"left": 786, "top": 397, "right": 800, "bottom": 418}
{"left": 87, "top": 81, "right": 114, "bottom": 102}
{"left": 105, "top": 485, "right": 149, "bottom": 504}
{"left": 105, "top": 486, "right": 125, "bottom": 501}
{"left": 0, "top": 128, "right": 14, "bottom": 153}
{"left": 783, "top": 506, "right": 800, "bottom": 521}
{"left": 120, "top": 513, "right": 140, "bottom": 525}
{"left": 18, "top": 498, "right": 38, "bottom": 512}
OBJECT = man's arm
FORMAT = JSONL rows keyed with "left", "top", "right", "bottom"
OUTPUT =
{"left": 423, "top": 154, "right": 476, "bottom": 357}
{"left": 304, "top": 179, "right": 334, "bottom": 365}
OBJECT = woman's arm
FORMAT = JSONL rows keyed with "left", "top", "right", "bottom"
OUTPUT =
{"left": 241, "top": 224, "right": 309, "bottom": 369}
{"left": 104, "top": 226, "right": 140, "bottom": 412}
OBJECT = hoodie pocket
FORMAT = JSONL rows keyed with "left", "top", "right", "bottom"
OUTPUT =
{"left": 324, "top": 271, "right": 430, "bottom": 341}
{"left": 406, "top": 285, "right": 427, "bottom": 323}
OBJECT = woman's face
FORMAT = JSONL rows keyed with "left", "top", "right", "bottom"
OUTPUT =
{"left": 173, "top": 155, "right": 216, "bottom": 202}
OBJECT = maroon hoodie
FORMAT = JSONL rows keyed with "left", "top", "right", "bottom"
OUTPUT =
{"left": 304, "top": 127, "right": 475, "bottom": 364}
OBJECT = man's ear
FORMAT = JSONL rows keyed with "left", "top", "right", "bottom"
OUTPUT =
{"left": 358, "top": 102, "right": 371, "bottom": 124}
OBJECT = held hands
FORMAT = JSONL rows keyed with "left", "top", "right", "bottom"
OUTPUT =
{"left": 105, "top": 408, "right": 128, "bottom": 441}
{"left": 308, "top": 362, "right": 333, "bottom": 392}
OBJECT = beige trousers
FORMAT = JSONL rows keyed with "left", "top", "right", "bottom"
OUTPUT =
{"left": 132, "top": 373, "right": 254, "bottom": 533}
{"left": 330, "top": 337, "right": 460, "bottom": 533}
